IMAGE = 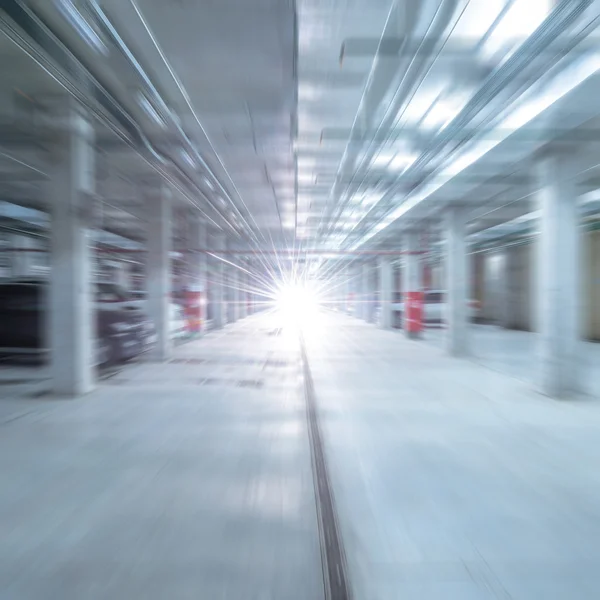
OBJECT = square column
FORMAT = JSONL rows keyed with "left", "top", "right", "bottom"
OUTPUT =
{"left": 228, "top": 266, "right": 240, "bottom": 323}
{"left": 146, "top": 184, "right": 172, "bottom": 361}
{"left": 349, "top": 264, "right": 359, "bottom": 316}
{"left": 445, "top": 206, "right": 469, "bottom": 356}
{"left": 403, "top": 230, "right": 422, "bottom": 338}
{"left": 239, "top": 267, "right": 248, "bottom": 319}
{"left": 536, "top": 152, "right": 582, "bottom": 397}
{"left": 211, "top": 233, "right": 227, "bottom": 329}
{"left": 352, "top": 263, "right": 361, "bottom": 318}
{"left": 360, "top": 262, "right": 370, "bottom": 321}
{"left": 378, "top": 256, "right": 393, "bottom": 329}
{"left": 188, "top": 217, "right": 208, "bottom": 336}
{"left": 49, "top": 106, "right": 95, "bottom": 396}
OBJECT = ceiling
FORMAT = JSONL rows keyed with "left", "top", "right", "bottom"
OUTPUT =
{"left": 1, "top": 0, "right": 600, "bottom": 272}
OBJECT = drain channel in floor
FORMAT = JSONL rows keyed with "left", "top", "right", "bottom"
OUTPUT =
{"left": 300, "top": 336, "right": 351, "bottom": 600}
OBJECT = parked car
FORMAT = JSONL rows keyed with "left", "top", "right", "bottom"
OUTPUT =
{"left": 169, "top": 303, "right": 188, "bottom": 340}
{"left": 0, "top": 281, "right": 155, "bottom": 365}
{"left": 120, "top": 288, "right": 188, "bottom": 340}
{"left": 391, "top": 290, "right": 480, "bottom": 328}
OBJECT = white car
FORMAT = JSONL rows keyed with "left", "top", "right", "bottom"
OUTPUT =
{"left": 169, "top": 303, "right": 188, "bottom": 340}
{"left": 391, "top": 290, "right": 480, "bottom": 326}
{"left": 96, "top": 284, "right": 188, "bottom": 340}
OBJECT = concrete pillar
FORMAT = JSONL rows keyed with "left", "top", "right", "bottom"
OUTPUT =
{"left": 146, "top": 184, "right": 172, "bottom": 361}
{"left": 536, "top": 152, "right": 582, "bottom": 397}
{"left": 211, "top": 233, "right": 226, "bottom": 329}
{"left": 445, "top": 206, "right": 469, "bottom": 356}
{"left": 343, "top": 266, "right": 351, "bottom": 314}
{"left": 403, "top": 230, "right": 421, "bottom": 338}
{"left": 378, "top": 256, "right": 393, "bottom": 329}
{"left": 229, "top": 265, "right": 240, "bottom": 323}
{"left": 353, "top": 263, "right": 361, "bottom": 318}
{"left": 349, "top": 264, "right": 358, "bottom": 316}
{"left": 188, "top": 217, "right": 208, "bottom": 336}
{"left": 49, "top": 105, "right": 95, "bottom": 396}
{"left": 361, "top": 261, "right": 370, "bottom": 321}
{"left": 239, "top": 267, "right": 248, "bottom": 319}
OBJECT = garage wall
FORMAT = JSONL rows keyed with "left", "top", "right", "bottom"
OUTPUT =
{"left": 471, "top": 252, "right": 485, "bottom": 307}
{"left": 478, "top": 228, "right": 600, "bottom": 339}
{"left": 480, "top": 251, "right": 504, "bottom": 323}
{"left": 477, "top": 243, "right": 535, "bottom": 330}
{"left": 505, "top": 242, "right": 535, "bottom": 331}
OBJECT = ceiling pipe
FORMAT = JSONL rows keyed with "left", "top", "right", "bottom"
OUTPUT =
{"left": 0, "top": 0, "right": 234, "bottom": 234}
{"left": 339, "top": 0, "right": 598, "bottom": 253}
{"left": 318, "top": 0, "right": 422, "bottom": 224}
{"left": 320, "top": 0, "right": 460, "bottom": 239}
{"left": 348, "top": 0, "right": 596, "bottom": 249}
{"left": 84, "top": 0, "right": 265, "bottom": 244}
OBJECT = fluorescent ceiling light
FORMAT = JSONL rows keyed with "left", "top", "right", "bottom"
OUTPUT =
{"left": 298, "top": 84, "right": 322, "bottom": 101}
{"left": 137, "top": 92, "right": 164, "bottom": 128}
{"left": 389, "top": 152, "right": 418, "bottom": 172}
{"left": 372, "top": 152, "right": 395, "bottom": 168}
{"left": 355, "top": 50, "right": 600, "bottom": 249}
{"left": 451, "top": 0, "right": 508, "bottom": 42}
{"left": 180, "top": 149, "right": 195, "bottom": 168}
{"left": 362, "top": 193, "right": 383, "bottom": 206}
{"left": 483, "top": 0, "right": 551, "bottom": 60}
{"left": 297, "top": 173, "right": 315, "bottom": 183}
{"left": 56, "top": 0, "right": 108, "bottom": 55}
{"left": 421, "top": 94, "right": 469, "bottom": 131}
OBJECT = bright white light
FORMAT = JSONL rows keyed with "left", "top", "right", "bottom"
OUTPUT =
{"left": 362, "top": 192, "right": 383, "bottom": 206}
{"left": 389, "top": 152, "right": 418, "bottom": 172}
{"left": 373, "top": 150, "right": 418, "bottom": 171}
{"left": 138, "top": 93, "right": 165, "bottom": 128}
{"left": 57, "top": 0, "right": 108, "bottom": 55}
{"left": 372, "top": 152, "right": 395, "bottom": 167}
{"left": 275, "top": 282, "right": 320, "bottom": 326}
{"left": 483, "top": 0, "right": 551, "bottom": 60}
{"left": 421, "top": 93, "right": 469, "bottom": 131}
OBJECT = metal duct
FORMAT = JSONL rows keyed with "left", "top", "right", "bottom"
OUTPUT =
{"left": 342, "top": 0, "right": 595, "bottom": 251}
{"left": 0, "top": 0, "right": 236, "bottom": 234}
{"left": 397, "top": 0, "right": 593, "bottom": 191}
{"left": 322, "top": 0, "right": 460, "bottom": 238}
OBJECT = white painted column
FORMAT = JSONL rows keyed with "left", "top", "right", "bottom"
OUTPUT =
{"left": 211, "top": 233, "right": 226, "bottom": 329}
{"left": 536, "top": 152, "right": 582, "bottom": 397}
{"left": 229, "top": 265, "right": 240, "bottom": 323}
{"left": 49, "top": 105, "right": 95, "bottom": 396}
{"left": 188, "top": 217, "right": 208, "bottom": 336}
{"left": 403, "top": 230, "right": 421, "bottom": 338}
{"left": 343, "top": 266, "right": 352, "bottom": 314}
{"left": 361, "top": 261, "right": 370, "bottom": 321}
{"left": 445, "top": 206, "right": 469, "bottom": 356}
{"left": 146, "top": 184, "right": 172, "bottom": 361}
{"left": 378, "top": 256, "right": 393, "bottom": 329}
{"left": 350, "top": 264, "right": 359, "bottom": 316}
{"left": 239, "top": 266, "right": 248, "bottom": 319}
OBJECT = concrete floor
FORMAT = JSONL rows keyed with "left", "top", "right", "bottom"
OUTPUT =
{"left": 2, "top": 311, "right": 600, "bottom": 599}
{"left": 0, "top": 314, "right": 322, "bottom": 600}
{"left": 423, "top": 324, "right": 600, "bottom": 397}
{"left": 305, "top": 312, "right": 600, "bottom": 599}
